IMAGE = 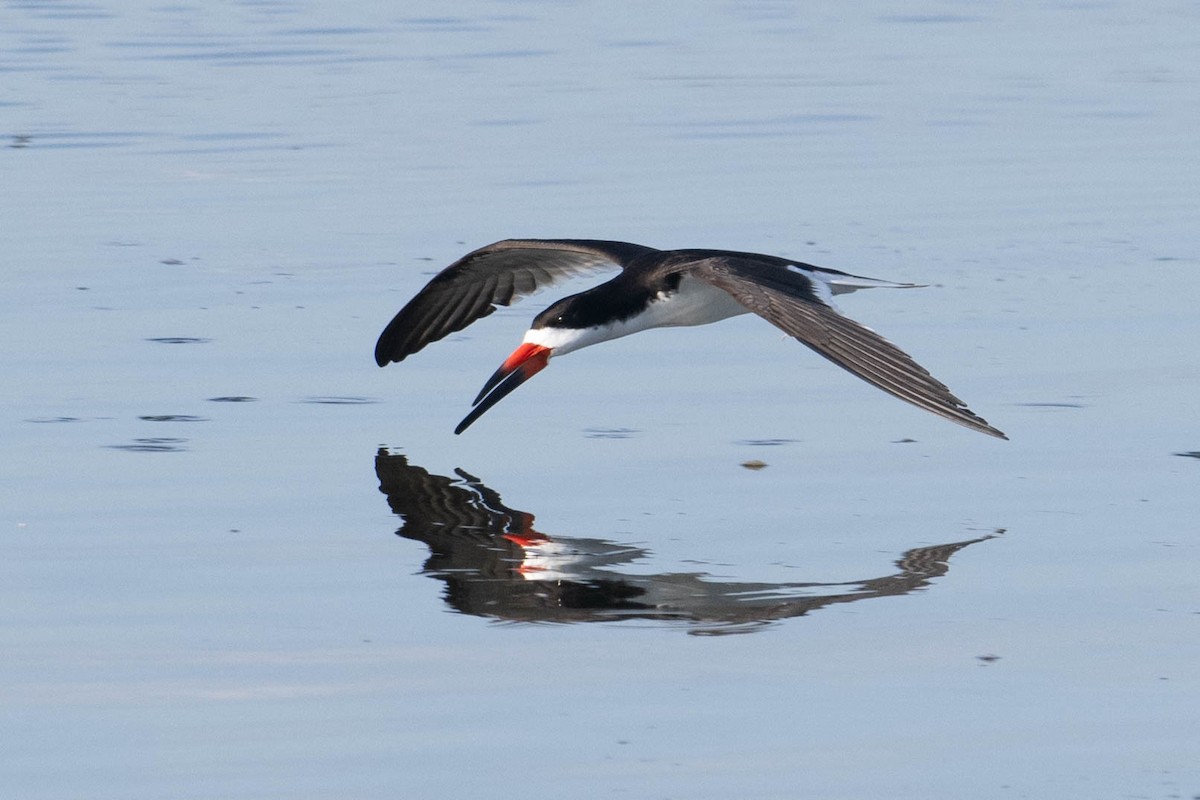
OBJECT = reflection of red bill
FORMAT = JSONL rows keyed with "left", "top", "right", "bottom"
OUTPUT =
{"left": 502, "top": 532, "right": 556, "bottom": 576}
{"left": 502, "top": 533, "right": 549, "bottom": 549}
{"left": 455, "top": 343, "right": 551, "bottom": 434}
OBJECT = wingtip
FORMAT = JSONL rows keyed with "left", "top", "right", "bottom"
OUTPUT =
{"left": 374, "top": 336, "right": 401, "bottom": 367}
{"left": 374, "top": 339, "right": 390, "bottom": 367}
{"left": 967, "top": 415, "right": 1008, "bottom": 440}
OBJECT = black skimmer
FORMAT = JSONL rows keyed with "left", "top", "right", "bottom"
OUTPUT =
{"left": 375, "top": 239, "right": 1006, "bottom": 439}
{"left": 375, "top": 449, "right": 1003, "bottom": 630}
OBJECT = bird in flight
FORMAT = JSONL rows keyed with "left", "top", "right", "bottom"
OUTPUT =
{"left": 374, "top": 239, "right": 1006, "bottom": 439}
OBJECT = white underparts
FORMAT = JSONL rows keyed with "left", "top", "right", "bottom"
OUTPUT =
{"left": 522, "top": 275, "right": 748, "bottom": 357}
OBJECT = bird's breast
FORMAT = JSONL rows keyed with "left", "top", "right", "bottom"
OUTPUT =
{"left": 643, "top": 274, "right": 748, "bottom": 329}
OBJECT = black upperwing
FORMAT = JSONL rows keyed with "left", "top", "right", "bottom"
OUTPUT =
{"left": 374, "top": 239, "right": 659, "bottom": 366}
{"left": 691, "top": 255, "right": 1007, "bottom": 439}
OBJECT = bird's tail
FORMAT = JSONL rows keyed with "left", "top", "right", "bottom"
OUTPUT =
{"left": 827, "top": 274, "right": 924, "bottom": 295}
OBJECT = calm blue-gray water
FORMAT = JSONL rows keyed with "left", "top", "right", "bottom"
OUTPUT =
{"left": 3, "top": 2, "right": 1198, "bottom": 798}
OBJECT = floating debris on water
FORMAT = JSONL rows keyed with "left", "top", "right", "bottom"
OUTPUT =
{"left": 583, "top": 427, "right": 639, "bottom": 439}
{"left": 107, "top": 438, "right": 188, "bottom": 453}
{"left": 145, "top": 337, "right": 212, "bottom": 344}
{"left": 740, "top": 459, "right": 768, "bottom": 470}
{"left": 1015, "top": 401, "right": 1085, "bottom": 408}
{"left": 735, "top": 438, "right": 797, "bottom": 446}
{"left": 300, "top": 396, "right": 378, "bottom": 405}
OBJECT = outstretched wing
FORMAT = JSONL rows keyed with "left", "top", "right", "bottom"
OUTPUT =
{"left": 375, "top": 239, "right": 659, "bottom": 366}
{"left": 691, "top": 256, "right": 1007, "bottom": 439}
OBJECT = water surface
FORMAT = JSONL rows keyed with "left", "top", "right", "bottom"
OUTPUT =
{"left": 3, "top": 2, "right": 1198, "bottom": 798}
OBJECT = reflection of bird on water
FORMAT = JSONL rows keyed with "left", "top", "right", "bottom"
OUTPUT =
{"left": 374, "top": 239, "right": 1006, "bottom": 438}
{"left": 375, "top": 449, "right": 1001, "bottom": 635}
